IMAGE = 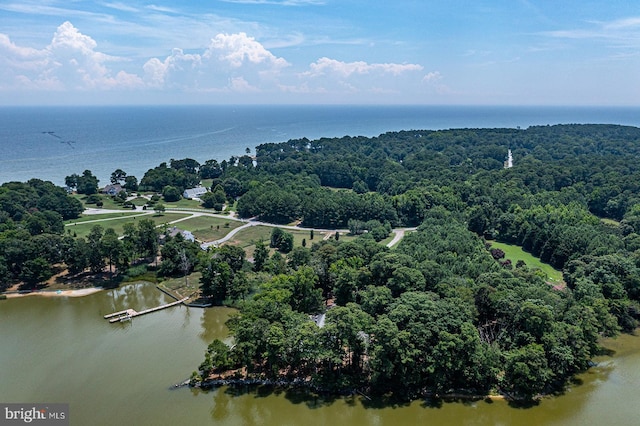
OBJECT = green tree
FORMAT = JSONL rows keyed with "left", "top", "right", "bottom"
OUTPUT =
{"left": 19, "top": 257, "right": 52, "bottom": 286}
{"left": 270, "top": 227, "right": 294, "bottom": 253}
{"left": 76, "top": 170, "right": 99, "bottom": 195}
{"left": 200, "top": 257, "right": 232, "bottom": 303}
{"left": 253, "top": 240, "right": 268, "bottom": 272}
{"left": 503, "top": 343, "right": 552, "bottom": 399}
{"left": 87, "top": 225, "right": 105, "bottom": 273}
{"left": 136, "top": 219, "right": 159, "bottom": 259}
{"left": 217, "top": 245, "right": 246, "bottom": 273}
{"left": 123, "top": 175, "right": 138, "bottom": 191}
{"left": 63, "top": 237, "right": 89, "bottom": 274}
{"left": 222, "top": 178, "right": 243, "bottom": 199}
{"left": 199, "top": 159, "right": 223, "bottom": 179}
{"left": 162, "top": 185, "right": 181, "bottom": 202}
{"left": 102, "top": 228, "right": 124, "bottom": 275}
{"left": 279, "top": 232, "right": 294, "bottom": 253}
{"left": 110, "top": 169, "right": 127, "bottom": 185}
{"left": 200, "top": 192, "right": 218, "bottom": 209}
{"left": 159, "top": 233, "right": 200, "bottom": 277}
{"left": 288, "top": 247, "right": 311, "bottom": 270}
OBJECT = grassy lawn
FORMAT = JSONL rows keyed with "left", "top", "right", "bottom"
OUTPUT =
{"left": 221, "top": 225, "right": 358, "bottom": 258}
{"left": 129, "top": 196, "right": 149, "bottom": 207}
{"left": 488, "top": 241, "right": 564, "bottom": 282}
{"left": 175, "top": 216, "right": 243, "bottom": 242}
{"left": 162, "top": 198, "right": 204, "bottom": 209}
{"left": 65, "top": 211, "right": 144, "bottom": 224}
{"left": 228, "top": 225, "right": 273, "bottom": 248}
{"left": 601, "top": 218, "right": 620, "bottom": 227}
{"left": 64, "top": 212, "right": 191, "bottom": 238}
{"left": 72, "top": 193, "right": 132, "bottom": 210}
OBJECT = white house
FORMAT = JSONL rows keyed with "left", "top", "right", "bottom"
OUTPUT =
{"left": 183, "top": 186, "right": 208, "bottom": 199}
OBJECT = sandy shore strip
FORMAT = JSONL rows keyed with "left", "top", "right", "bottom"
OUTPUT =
{"left": 3, "top": 287, "right": 103, "bottom": 299}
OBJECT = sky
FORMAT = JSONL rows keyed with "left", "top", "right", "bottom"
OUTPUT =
{"left": 0, "top": 0, "right": 639, "bottom": 105}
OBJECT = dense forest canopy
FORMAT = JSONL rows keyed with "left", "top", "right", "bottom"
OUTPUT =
{"left": 193, "top": 124, "right": 640, "bottom": 400}
{"left": 3, "top": 124, "right": 640, "bottom": 400}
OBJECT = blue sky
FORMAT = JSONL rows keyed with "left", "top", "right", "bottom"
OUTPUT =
{"left": 0, "top": 0, "right": 638, "bottom": 105}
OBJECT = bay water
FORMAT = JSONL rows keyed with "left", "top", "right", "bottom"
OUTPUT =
{"left": 1, "top": 105, "right": 639, "bottom": 186}
{"left": 0, "top": 283, "right": 639, "bottom": 425}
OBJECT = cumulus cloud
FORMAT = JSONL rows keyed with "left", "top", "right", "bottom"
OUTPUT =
{"left": 204, "top": 33, "right": 289, "bottom": 68}
{"left": 143, "top": 48, "right": 202, "bottom": 88}
{"left": 0, "top": 21, "right": 143, "bottom": 91}
{"left": 144, "top": 32, "right": 289, "bottom": 92}
{"left": 1, "top": 22, "right": 433, "bottom": 101}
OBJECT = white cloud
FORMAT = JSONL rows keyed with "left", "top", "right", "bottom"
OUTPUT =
{"left": 542, "top": 15, "right": 640, "bottom": 50}
{"left": 305, "top": 57, "right": 423, "bottom": 77}
{"left": 422, "top": 71, "right": 442, "bottom": 83}
{"left": 102, "top": 2, "right": 140, "bottom": 13}
{"left": 421, "top": 71, "right": 453, "bottom": 95}
{"left": 204, "top": 33, "right": 290, "bottom": 68}
{"left": 229, "top": 76, "right": 259, "bottom": 92}
{"left": 603, "top": 17, "right": 640, "bottom": 31}
{"left": 146, "top": 4, "right": 181, "bottom": 14}
{"left": 0, "top": 21, "right": 143, "bottom": 90}
{"left": 282, "top": 57, "right": 427, "bottom": 97}
{"left": 0, "top": 33, "right": 47, "bottom": 69}
{"left": 144, "top": 32, "right": 289, "bottom": 91}
{"left": 1, "top": 22, "right": 433, "bottom": 102}
{"left": 143, "top": 48, "right": 202, "bottom": 88}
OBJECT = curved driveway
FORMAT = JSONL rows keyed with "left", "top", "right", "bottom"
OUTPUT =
{"left": 73, "top": 207, "right": 416, "bottom": 249}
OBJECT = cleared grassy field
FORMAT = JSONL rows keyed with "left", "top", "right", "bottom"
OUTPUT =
{"left": 222, "top": 225, "right": 360, "bottom": 258}
{"left": 162, "top": 198, "right": 204, "bottom": 209}
{"left": 488, "top": 241, "right": 563, "bottom": 282}
{"left": 65, "top": 212, "right": 191, "bottom": 238}
{"left": 175, "top": 216, "right": 243, "bottom": 241}
{"left": 72, "top": 193, "right": 131, "bottom": 210}
{"left": 65, "top": 211, "right": 144, "bottom": 224}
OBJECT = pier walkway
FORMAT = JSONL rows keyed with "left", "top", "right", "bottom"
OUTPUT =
{"left": 104, "top": 297, "right": 189, "bottom": 323}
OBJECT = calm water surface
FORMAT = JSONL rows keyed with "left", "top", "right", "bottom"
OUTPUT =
{"left": 2, "top": 105, "right": 640, "bottom": 185}
{"left": 1, "top": 282, "right": 639, "bottom": 425}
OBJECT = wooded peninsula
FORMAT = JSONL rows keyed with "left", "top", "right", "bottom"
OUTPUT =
{"left": 2, "top": 124, "right": 640, "bottom": 401}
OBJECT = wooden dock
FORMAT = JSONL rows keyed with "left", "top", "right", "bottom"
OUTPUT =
{"left": 104, "top": 297, "right": 189, "bottom": 323}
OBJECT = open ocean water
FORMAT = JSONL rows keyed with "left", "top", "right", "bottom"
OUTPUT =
{"left": 1, "top": 105, "right": 639, "bottom": 186}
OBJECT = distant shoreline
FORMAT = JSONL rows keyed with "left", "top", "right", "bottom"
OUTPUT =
{"left": 3, "top": 288, "right": 102, "bottom": 299}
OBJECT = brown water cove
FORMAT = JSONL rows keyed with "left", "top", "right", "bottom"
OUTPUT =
{"left": 1, "top": 282, "right": 638, "bottom": 425}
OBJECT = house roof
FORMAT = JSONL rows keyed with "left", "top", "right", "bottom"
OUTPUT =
{"left": 167, "top": 226, "right": 195, "bottom": 242}
{"left": 183, "top": 186, "right": 208, "bottom": 198}
{"left": 102, "top": 184, "right": 123, "bottom": 194}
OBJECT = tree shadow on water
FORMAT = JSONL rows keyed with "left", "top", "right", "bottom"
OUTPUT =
{"left": 218, "top": 384, "right": 340, "bottom": 409}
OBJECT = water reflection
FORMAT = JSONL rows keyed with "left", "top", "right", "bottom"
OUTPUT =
{"left": 0, "top": 285, "right": 638, "bottom": 426}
